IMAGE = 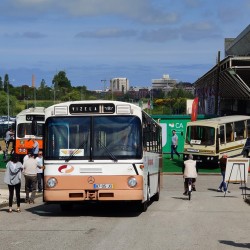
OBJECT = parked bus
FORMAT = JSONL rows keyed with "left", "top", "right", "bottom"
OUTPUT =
{"left": 43, "top": 101, "right": 162, "bottom": 212}
{"left": 15, "top": 107, "right": 45, "bottom": 161}
{"left": 183, "top": 115, "right": 250, "bottom": 168}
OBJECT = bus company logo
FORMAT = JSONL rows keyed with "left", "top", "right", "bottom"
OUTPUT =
{"left": 58, "top": 165, "right": 74, "bottom": 174}
{"left": 87, "top": 176, "right": 95, "bottom": 184}
{"left": 148, "top": 159, "right": 154, "bottom": 165}
{"left": 169, "top": 123, "right": 174, "bottom": 128}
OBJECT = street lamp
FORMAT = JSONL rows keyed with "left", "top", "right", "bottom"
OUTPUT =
{"left": 7, "top": 79, "right": 15, "bottom": 127}
{"left": 101, "top": 79, "right": 106, "bottom": 99}
{"left": 7, "top": 80, "right": 9, "bottom": 127}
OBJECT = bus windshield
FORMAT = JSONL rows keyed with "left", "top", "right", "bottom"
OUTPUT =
{"left": 17, "top": 123, "right": 44, "bottom": 138}
{"left": 186, "top": 126, "right": 215, "bottom": 146}
{"left": 45, "top": 115, "right": 142, "bottom": 160}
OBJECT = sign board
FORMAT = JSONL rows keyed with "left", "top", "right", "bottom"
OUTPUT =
{"left": 225, "top": 158, "right": 249, "bottom": 183}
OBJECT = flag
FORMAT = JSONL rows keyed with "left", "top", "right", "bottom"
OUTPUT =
{"left": 191, "top": 97, "right": 198, "bottom": 121}
{"left": 147, "top": 99, "right": 151, "bottom": 109}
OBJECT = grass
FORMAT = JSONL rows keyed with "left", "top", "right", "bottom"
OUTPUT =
{"left": 163, "top": 154, "right": 220, "bottom": 174}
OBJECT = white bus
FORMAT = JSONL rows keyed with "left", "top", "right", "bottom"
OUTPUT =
{"left": 15, "top": 107, "right": 45, "bottom": 160}
{"left": 43, "top": 101, "right": 162, "bottom": 212}
{"left": 183, "top": 115, "right": 250, "bottom": 168}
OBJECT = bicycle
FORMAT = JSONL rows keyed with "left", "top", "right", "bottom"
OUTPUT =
{"left": 187, "top": 178, "right": 193, "bottom": 200}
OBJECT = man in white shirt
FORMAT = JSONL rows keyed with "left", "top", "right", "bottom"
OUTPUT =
{"left": 23, "top": 153, "right": 38, "bottom": 203}
{"left": 183, "top": 154, "right": 198, "bottom": 195}
{"left": 36, "top": 151, "right": 44, "bottom": 193}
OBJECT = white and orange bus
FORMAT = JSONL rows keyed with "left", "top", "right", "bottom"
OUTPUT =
{"left": 43, "top": 100, "right": 162, "bottom": 212}
{"left": 15, "top": 107, "right": 45, "bottom": 161}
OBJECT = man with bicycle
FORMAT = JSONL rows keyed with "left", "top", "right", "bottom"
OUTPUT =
{"left": 183, "top": 154, "right": 198, "bottom": 195}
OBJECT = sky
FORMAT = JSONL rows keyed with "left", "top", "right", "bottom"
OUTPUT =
{"left": 0, "top": 0, "right": 250, "bottom": 90}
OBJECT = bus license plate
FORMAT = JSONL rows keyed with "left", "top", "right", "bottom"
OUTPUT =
{"left": 93, "top": 184, "right": 113, "bottom": 189}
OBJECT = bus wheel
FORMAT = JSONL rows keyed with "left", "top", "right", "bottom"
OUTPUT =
{"left": 60, "top": 204, "right": 73, "bottom": 212}
{"left": 138, "top": 185, "right": 150, "bottom": 212}
{"left": 152, "top": 179, "right": 160, "bottom": 202}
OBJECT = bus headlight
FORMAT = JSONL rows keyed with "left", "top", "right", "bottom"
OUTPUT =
{"left": 207, "top": 157, "right": 210, "bottom": 160}
{"left": 128, "top": 177, "right": 137, "bottom": 188}
{"left": 47, "top": 178, "right": 57, "bottom": 188}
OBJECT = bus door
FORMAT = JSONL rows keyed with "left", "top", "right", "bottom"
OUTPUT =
{"left": 219, "top": 125, "right": 226, "bottom": 155}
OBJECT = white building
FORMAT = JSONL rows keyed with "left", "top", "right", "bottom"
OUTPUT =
{"left": 152, "top": 74, "right": 177, "bottom": 91}
{"left": 110, "top": 78, "right": 129, "bottom": 93}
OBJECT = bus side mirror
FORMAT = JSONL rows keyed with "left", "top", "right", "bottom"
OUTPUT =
{"left": 31, "top": 120, "right": 37, "bottom": 135}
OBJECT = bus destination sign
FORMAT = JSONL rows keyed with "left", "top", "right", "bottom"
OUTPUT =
{"left": 69, "top": 103, "right": 115, "bottom": 114}
{"left": 26, "top": 115, "right": 45, "bottom": 121}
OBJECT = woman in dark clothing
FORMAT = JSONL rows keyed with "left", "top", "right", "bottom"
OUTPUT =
{"left": 4, "top": 154, "right": 23, "bottom": 213}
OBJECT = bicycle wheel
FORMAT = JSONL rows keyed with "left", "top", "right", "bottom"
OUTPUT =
{"left": 188, "top": 179, "right": 192, "bottom": 200}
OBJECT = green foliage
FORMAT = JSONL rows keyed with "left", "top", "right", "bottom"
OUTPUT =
{"left": 0, "top": 77, "right": 3, "bottom": 89}
{"left": 0, "top": 71, "right": 194, "bottom": 116}
{"left": 0, "top": 91, "right": 17, "bottom": 116}
{"left": 52, "top": 71, "right": 71, "bottom": 89}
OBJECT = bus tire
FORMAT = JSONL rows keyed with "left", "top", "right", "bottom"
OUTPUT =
{"left": 136, "top": 184, "right": 150, "bottom": 212}
{"left": 152, "top": 179, "right": 160, "bottom": 202}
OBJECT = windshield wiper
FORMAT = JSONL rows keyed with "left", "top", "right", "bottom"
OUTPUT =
{"left": 65, "top": 139, "right": 88, "bottom": 162}
{"left": 96, "top": 138, "right": 117, "bottom": 162}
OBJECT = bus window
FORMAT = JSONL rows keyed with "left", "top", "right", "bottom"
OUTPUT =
{"left": 219, "top": 125, "right": 225, "bottom": 144}
{"left": 247, "top": 120, "right": 250, "bottom": 138}
{"left": 226, "top": 123, "right": 233, "bottom": 142}
{"left": 234, "top": 120, "right": 245, "bottom": 140}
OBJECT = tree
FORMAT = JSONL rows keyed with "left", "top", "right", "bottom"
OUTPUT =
{"left": 3, "top": 74, "right": 9, "bottom": 93}
{"left": 52, "top": 71, "right": 71, "bottom": 89}
{"left": 0, "top": 91, "right": 18, "bottom": 116}
{"left": 0, "top": 76, "right": 3, "bottom": 89}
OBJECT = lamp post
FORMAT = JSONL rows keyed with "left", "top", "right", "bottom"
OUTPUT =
{"left": 7, "top": 79, "right": 15, "bottom": 127}
{"left": 101, "top": 79, "right": 106, "bottom": 99}
{"left": 7, "top": 80, "right": 9, "bottom": 127}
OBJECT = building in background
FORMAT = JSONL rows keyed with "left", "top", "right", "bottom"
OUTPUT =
{"left": 152, "top": 74, "right": 177, "bottom": 93}
{"left": 110, "top": 78, "right": 129, "bottom": 94}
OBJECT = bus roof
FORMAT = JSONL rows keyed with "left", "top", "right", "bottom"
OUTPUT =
{"left": 17, "top": 107, "right": 45, "bottom": 116}
{"left": 187, "top": 115, "right": 250, "bottom": 126}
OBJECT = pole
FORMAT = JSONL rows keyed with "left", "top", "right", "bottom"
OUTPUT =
{"left": 101, "top": 80, "right": 106, "bottom": 99}
{"left": 7, "top": 80, "right": 9, "bottom": 127}
{"left": 215, "top": 51, "right": 220, "bottom": 115}
{"left": 54, "top": 85, "right": 56, "bottom": 104}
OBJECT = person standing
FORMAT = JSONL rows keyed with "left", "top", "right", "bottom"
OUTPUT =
{"left": 5, "top": 128, "right": 14, "bottom": 152}
{"left": 36, "top": 151, "right": 44, "bottom": 193}
{"left": 23, "top": 153, "right": 38, "bottom": 204}
{"left": 32, "top": 138, "right": 39, "bottom": 158}
{"left": 23, "top": 149, "right": 32, "bottom": 163}
{"left": 217, "top": 154, "right": 228, "bottom": 193}
{"left": 170, "top": 130, "right": 180, "bottom": 160}
{"left": 4, "top": 154, "right": 23, "bottom": 213}
{"left": 183, "top": 154, "right": 198, "bottom": 195}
